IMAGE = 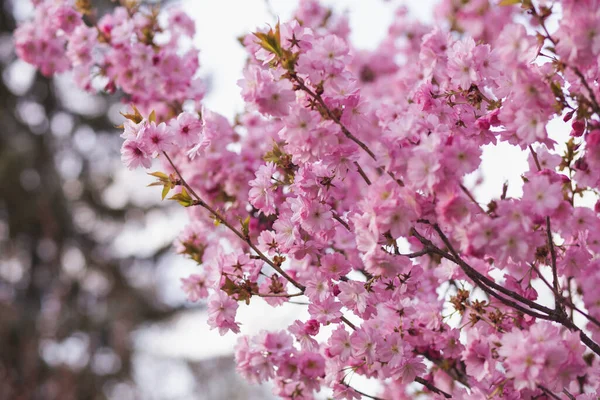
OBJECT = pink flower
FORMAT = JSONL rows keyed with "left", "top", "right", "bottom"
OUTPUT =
{"left": 303, "top": 319, "right": 320, "bottom": 336}
{"left": 289, "top": 320, "right": 319, "bottom": 351}
{"left": 522, "top": 174, "right": 563, "bottom": 216}
{"left": 304, "top": 275, "right": 330, "bottom": 303}
{"left": 308, "top": 296, "right": 342, "bottom": 324}
{"left": 180, "top": 274, "right": 209, "bottom": 302}
{"left": 301, "top": 35, "right": 350, "bottom": 75}
{"left": 332, "top": 383, "right": 361, "bottom": 400}
{"left": 121, "top": 138, "right": 152, "bottom": 170}
{"left": 248, "top": 163, "right": 278, "bottom": 216}
{"left": 396, "top": 357, "right": 427, "bottom": 384}
{"left": 462, "top": 330, "right": 495, "bottom": 381}
{"left": 326, "top": 326, "right": 352, "bottom": 361}
{"left": 350, "top": 328, "right": 379, "bottom": 363}
{"left": 169, "top": 9, "right": 196, "bottom": 38}
{"left": 255, "top": 79, "right": 295, "bottom": 117}
{"left": 170, "top": 112, "right": 203, "bottom": 148}
{"left": 261, "top": 330, "right": 293, "bottom": 356}
{"left": 298, "top": 352, "right": 325, "bottom": 379}
{"left": 320, "top": 253, "right": 351, "bottom": 279}
{"left": 337, "top": 281, "right": 368, "bottom": 314}
{"left": 290, "top": 197, "right": 334, "bottom": 235}
{"left": 55, "top": 6, "right": 82, "bottom": 34}
{"left": 207, "top": 291, "right": 240, "bottom": 335}
{"left": 378, "top": 333, "right": 405, "bottom": 368}
{"left": 407, "top": 151, "right": 441, "bottom": 191}
{"left": 139, "top": 121, "right": 175, "bottom": 155}
{"left": 447, "top": 37, "right": 479, "bottom": 89}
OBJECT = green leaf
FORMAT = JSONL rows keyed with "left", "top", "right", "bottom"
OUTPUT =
{"left": 168, "top": 187, "right": 194, "bottom": 207}
{"left": 264, "top": 141, "right": 283, "bottom": 163}
{"left": 148, "top": 171, "right": 168, "bottom": 180}
{"left": 161, "top": 185, "right": 170, "bottom": 200}
{"left": 149, "top": 110, "right": 157, "bottom": 123}
{"left": 120, "top": 104, "right": 144, "bottom": 124}
{"left": 241, "top": 216, "right": 250, "bottom": 238}
{"left": 499, "top": 0, "right": 521, "bottom": 5}
{"left": 252, "top": 22, "right": 283, "bottom": 58}
{"left": 221, "top": 276, "right": 238, "bottom": 297}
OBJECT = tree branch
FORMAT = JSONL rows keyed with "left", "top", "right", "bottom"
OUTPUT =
{"left": 163, "top": 152, "right": 306, "bottom": 291}
{"left": 415, "top": 376, "right": 452, "bottom": 399}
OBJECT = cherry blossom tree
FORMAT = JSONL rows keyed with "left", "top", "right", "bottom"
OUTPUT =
{"left": 13, "top": 0, "right": 600, "bottom": 398}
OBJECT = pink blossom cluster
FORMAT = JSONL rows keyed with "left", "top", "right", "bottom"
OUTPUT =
{"left": 15, "top": 0, "right": 600, "bottom": 399}
{"left": 15, "top": 0, "right": 204, "bottom": 111}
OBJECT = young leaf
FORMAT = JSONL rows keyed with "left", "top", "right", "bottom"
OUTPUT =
{"left": 168, "top": 187, "right": 194, "bottom": 207}
{"left": 161, "top": 185, "right": 170, "bottom": 200}
{"left": 120, "top": 104, "right": 144, "bottom": 124}
{"left": 252, "top": 22, "right": 283, "bottom": 58}
{"left": 241, "top": 216, "right": 251, "bottom": 238}
{"left": 148, "top": 171, "right": 169, "bottom": 180}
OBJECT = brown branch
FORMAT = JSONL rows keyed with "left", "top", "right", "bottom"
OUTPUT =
{"left": 332, "top": 212, "right": 351, "bottom": 231}
{"left": 412, "top": 225, "right": 556, "bottom": 317}
{"left": 562, "top": 388, "right": 576, "bottom": 400}
{"left": 529, "top": 146, "right": 564, "bottom": 315}
{"left": 538, "top": 385, "right": 561, "bottom": 400}
{"left": 412, "top": 223, "right": 600, "bottom": 356}
{"left": 162, "top": 152, "right": 306, "bottom": 292}
{"left": 289, "top": 73, "right": 377, "bottom": 160}
{"left": 415, "top": 376, "right": 452, "bottom": 398}
{"left": 354, "top": 161, "right": 372, "bottom": 185}
{"left": 341, "top": 382, "right": 386, "bottom": 400}
{"left": 459, "top": 183, "right": 487, "bottom": 215}
{"left": 546, "top": 216, "right": 564, "bottom": 315}
{"left": 527, "top": 263, "right": 600, "bottom": 327}
{"left": 288, "top": 73, "right": 404, "bottom": 187}
{"left": 572, "top": 67, "right": 600, "bottom": 115}
{"left": 398, "top": 248, "right": 432, "bottom": 258}
{"left": 528, "top": 145, "right": 542, "bottom": 171}
{"left": 253, "top": 292, "right": 304, "bottom": 298}
{"left": 340, "top": 316, "right": 357, "bottom": 331}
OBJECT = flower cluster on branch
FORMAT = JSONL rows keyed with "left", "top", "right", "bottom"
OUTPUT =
{"left": 14, "top": 0, "right": 600, "bottom": 398}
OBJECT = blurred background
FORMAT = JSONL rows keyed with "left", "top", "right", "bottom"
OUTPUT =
{"left": 2, "top": 0, "right": 552, "bottom": 399}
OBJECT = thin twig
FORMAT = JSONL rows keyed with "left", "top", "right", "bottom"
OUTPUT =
{"left": 399, "top": 248, "right": 432, "bottom": 258}
{"left": 459, "top": 183, "right": 487, "bottom": 215}
{"left": 546, "top": 216, "right": 564, "bottom": 315}
{"left": 415, "top": 377, "right": 452, "bottom": 399}
{"left": 253, "top": 291, "right": 304, "bottom": 298}
{"left": 411, "top": 222, "right": 600, "bottom": 356}
{"left": 290, "top": 73, "right": 376, "bottom": 160}
{"left": 562, "top": 388, "right": 576, "bottom": 400}
{"left": 340, "top": 316, "right": 357, "bottom": 330}
{"left": 354, "top": 161, "right": 372, "bottom": 185}
{"left": 288, "top": 72, "right": 404, "bottom": 187}
{"left": 163, "top": 152, "right": 306, "bottom": 291}
{"left": 341, "top": 382, "right": 386, "bottom": 400}
{"left": 529, "top": 146, "right": 564, "bottom": 315}
{"left": 529, "top": 145, "right": 542, "bottom": 171}
{"left": 332, "top": 212, "right": 351, "bottom": 231}
{"left": 538, "top": 385, "right": 561, "bottom": 400}
{"left": 412, "top": 225, "right": 555, "bottom": 316}
{"left": 572, "top": 67, "right": 600, "bottom": 115}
